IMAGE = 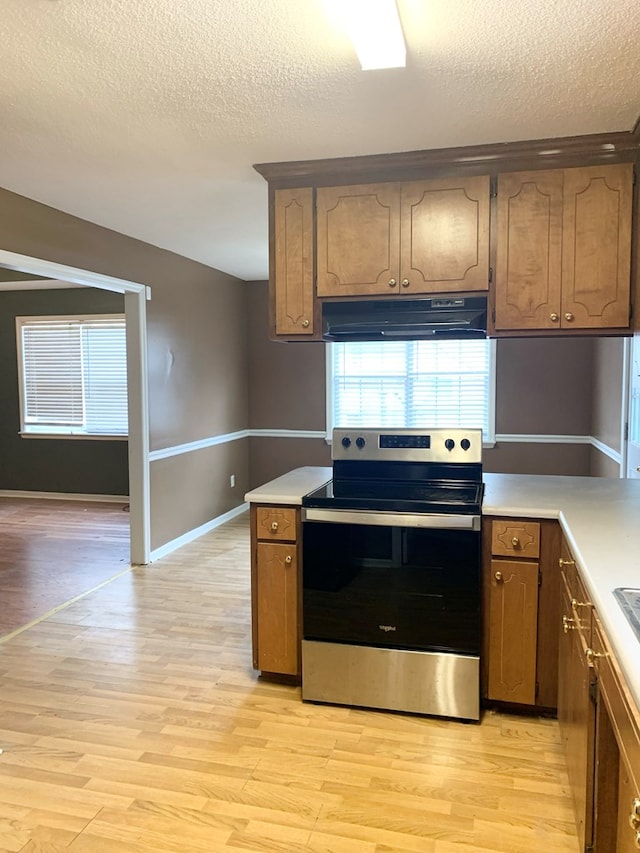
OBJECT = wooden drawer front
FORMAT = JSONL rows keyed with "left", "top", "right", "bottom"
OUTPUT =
{"left": 491, "top": 521, "right": 540, "bottom": 558}
{"left": 256, "top": 507, "right": 298, "bottom": 542}
{"left": 560, "top": 548, "right": 592, "bottom": 644}
{"left": 595, "top": 620, "right": 640, "bottom": 795}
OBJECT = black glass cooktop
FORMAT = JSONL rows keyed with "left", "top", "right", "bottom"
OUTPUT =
{"left": 303, "top": 479, "right": 484, "bottom": 515}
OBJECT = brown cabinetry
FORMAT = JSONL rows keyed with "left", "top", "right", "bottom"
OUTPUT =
{"left": 272, "top": 188, "right": 315, "bottom": 336}
{"left": 495, "top": 163, "right": 633, "bottom": 332}
{"left": 250, "top": 505, "right": 301, "bottom": 679}
{"left": 483, "top": 518, "right": 560, "bottom": 709}
{"left": 558, "top": 538, "right": 596, "bottom": 852}
{"left": 316, "top": 176, "right": 490, "bottom": 297}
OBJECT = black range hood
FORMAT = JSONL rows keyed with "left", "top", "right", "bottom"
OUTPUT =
{"left": 322, "top": 295, "right": 488, "bottom": 342}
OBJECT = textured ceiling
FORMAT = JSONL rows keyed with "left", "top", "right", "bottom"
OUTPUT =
{"left": 1, "top": 0, "right": 639, "bottom": 281}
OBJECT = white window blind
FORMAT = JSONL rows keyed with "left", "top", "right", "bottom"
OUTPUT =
{"left": 17, "top": 315, "right": 128, "bottom": 437}
{"left": 328, "top": 338, "right": 495, "bottom": 440}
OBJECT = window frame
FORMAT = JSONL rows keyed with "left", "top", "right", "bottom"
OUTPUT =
{"left": 16, "top": 313, "right": 128, "bottom": 440}
{"left": 325, "top": 338, "right": 496, "bottom": 446}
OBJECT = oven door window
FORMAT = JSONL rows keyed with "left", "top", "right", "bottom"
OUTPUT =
{"left": 302, "top": 521, "right": 480, "bottom": 655}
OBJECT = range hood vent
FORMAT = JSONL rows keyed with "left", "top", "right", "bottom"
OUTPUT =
{"left": 322, "top": 296, "right": 488, "bottom": 342}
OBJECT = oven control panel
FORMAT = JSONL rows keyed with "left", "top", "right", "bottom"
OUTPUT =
{"left": 332, "top": 428, "right": 482, "bottom": 464}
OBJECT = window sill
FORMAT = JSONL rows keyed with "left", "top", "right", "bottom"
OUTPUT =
{"left": 20, "top": 432, "right": 128, "bottom": 441}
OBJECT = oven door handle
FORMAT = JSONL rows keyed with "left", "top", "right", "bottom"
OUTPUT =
{"left": 302, "top": 508, "right": 481, "bottom": 531}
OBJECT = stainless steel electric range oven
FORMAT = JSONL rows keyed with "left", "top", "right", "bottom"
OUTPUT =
{"left": 301, "top": 427, "right": 483, "bottom": 721}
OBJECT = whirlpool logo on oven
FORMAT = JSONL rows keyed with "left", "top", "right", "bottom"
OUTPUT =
{"left": 378, "top": 624, "right": 397, "bottom": 633}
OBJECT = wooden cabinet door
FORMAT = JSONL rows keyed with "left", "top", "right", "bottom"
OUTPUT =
{"left": 495, "top": 170, "right": 564, "bottom": 330}
{"left": 256, "top": 541, "right": 298, "bottom": 676}
{"left": 273, "top": 188, "right": 315, "bottom": 336}
{"left": 487, "top": 559, "right": 538, "bottom": 704}
{"left": 400, "top": 176, "right": 490, "bottom": 294}
{"left": 316, "top": 183, "right": 400, "bottom": 296}
{"left": 558, "top": 584, "right": 595, "bottom": 852}
{"left": 561, "top": 163, "right": 633, "bottom": 329}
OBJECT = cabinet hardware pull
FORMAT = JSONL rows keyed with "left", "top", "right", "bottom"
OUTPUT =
{"left": 270, "top": 521, "right": 279, "bottom": 532}
{"left": 401, "top": 278, "right": 410, "bottom": 287}
{"left": 585, "top": 647, "right": 604, "bottom": 664}
{"left": 631, "top": 798, "right": 640, "bottom": 818}
{"left": 388, "top": 278, "right": 397, "bottom": 287}
{"left": 562, "top": 615, "right": 576, "bottom": 633}
{"left": 301, "top": 319, "right": 310, "bottom": 328}
{"left": 494, "top": 571, "right": 503, "bottom": 582}
{"left": 634, "top": 829, "right": 640, "bottom": 849}
{"left": 564, "top": 312, "right": 575, "bottom": 322}
{"left": 559, "top": 557, "right": 575, "bottom": 569}
{"left": 511, "top": 536, "right": 520, "bottom": 548}
{"left": 571, "top": 597, "right": 589, "bottom": 608}
{"left": 550, "top": 313, "right": 559, "bottom": 322}
{"left": 284, "top": 555, "right": 292, "bottom": 565}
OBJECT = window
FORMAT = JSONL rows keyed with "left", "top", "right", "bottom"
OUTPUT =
{"left": 327, "top": 338, "right": 496, "bottom": 442}
{"left": 16, "top": 315, "right": 128, "bottom": 437}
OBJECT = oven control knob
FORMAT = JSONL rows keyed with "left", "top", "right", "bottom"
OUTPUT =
{"left": 461, "top": 438, "right": 471, "bottom": 451}
{"left": 341, "top": 436, "right": 351, "bottom": 448}
{"left": 444, "top": 438, "right": 455, "bottom": 451}
{"left": 356, "top": 436, "right": 366, "bottom": 449}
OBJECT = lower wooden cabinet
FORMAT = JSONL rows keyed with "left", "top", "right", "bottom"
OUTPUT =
{"left": 250, "top": 504, "right": 301, "bottom": 679}
{"left": 482, "top": 517, "right": 560, "bottom": 709}
{"left": 558, "top": 539, "right": 595, "bottom": 852}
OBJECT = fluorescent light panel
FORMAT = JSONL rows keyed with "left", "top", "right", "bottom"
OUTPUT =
{"left": 339, "top": 0, "right": 406, "bottom": 70}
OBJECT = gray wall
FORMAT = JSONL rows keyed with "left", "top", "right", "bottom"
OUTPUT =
{"left": 0, "top": 287, "right": 128, "bottom": 494}
{"left": 0, "top": 187, "right": 249, "bottom": 551}
{"left": 590, "top": 336, "right": 625, "bottom": 477}
{"left": 247, "top": 280, "right": 616, "bottom": 485}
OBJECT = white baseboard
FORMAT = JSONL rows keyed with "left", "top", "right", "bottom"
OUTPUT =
{"left": 149, "top": 502, "right": 249, "bottom": 562}
{"left": 0, "top": 490, "right": 129, "bottom": 503}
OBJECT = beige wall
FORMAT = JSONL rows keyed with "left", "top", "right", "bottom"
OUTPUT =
{"left": 247, "top": 280, "right": 610, "bottom": 482}
{"left": 0, "top": 187, "right": 250, "bottom": 550}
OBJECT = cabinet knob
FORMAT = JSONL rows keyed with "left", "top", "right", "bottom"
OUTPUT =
{"left": 388, "top": 278, "right": 397, "bottom": 288}
{"left": 564, "top": 312, "right": 574, "bottom": 322}
{"left": 571, "top": 597, "right": 588, "bottom": 609}
{"left": 585, "top": 647, "right": 604, "bottom": 665}
{"left": 550, "top": 313, "right": 559, "bottom": 322}
{"left": 284, "top": 555, "right": 292, "bottom": 565}
{"left": 511, "top": 536, "right": 520, "bottom": 548}
{"left": 559, "top": 557, "right": 575, "bottom": 569}
{"left": 634, "top": 829, "right": 640, "bottom": 850}
{"left": 563, "top": 615, "right": 576, "bottom": 633}
{"left": 494, "top": 571, "right": 503, "bottom": 582}
{"left": 401, "top": 278, "right": 410, "bottom": 288}
{"left": 270, "top": 521, "right": 279, "bottom": 532}
{"left": 630, "top": 798, "right": 640, "bottom": 820}
{"left": 301, "top": 319, "right": 310, "bottom": 328}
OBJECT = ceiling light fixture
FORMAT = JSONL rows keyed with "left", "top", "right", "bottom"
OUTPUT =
{"left": 336, "top": 0, "right": 407, "bottom": 71}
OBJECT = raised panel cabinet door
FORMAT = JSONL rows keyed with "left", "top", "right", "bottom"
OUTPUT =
{"left": 256, "top": 542, "right": 298, "bottom": 676}
{"left": 400, "top": 176, "right": 490, "bottom": 293}
{"left": 562, "top": 163, "right": 633, "bottom": 329}
{"left": 316, "top": 183, "right": 401, "bottom": 296}
{"left": 495, "top": 170, "right": 564, "bottom": 330}
{"left": 487, "top": 559, "right": 538, "bottom": 704}
{"left": 273, "top": 188, "right": 314, "bottom": 336}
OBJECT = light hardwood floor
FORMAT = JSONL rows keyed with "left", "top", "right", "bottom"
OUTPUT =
{"left": 0, "top": 511, "right": 580, "bottom": 852}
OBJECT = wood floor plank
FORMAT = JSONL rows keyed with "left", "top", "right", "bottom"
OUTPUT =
{"left": 0, "top": 511, "right": 580, "bottom": 852}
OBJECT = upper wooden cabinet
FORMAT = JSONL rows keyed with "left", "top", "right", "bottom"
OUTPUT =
{"left": 495, "top": 163, "right": 634, "bottom": 332}
{"left": 316, "top": 176, "right": 490, "bottom": 297}
{"left": 273, "top": 188, "right": 315, "bottom": 336}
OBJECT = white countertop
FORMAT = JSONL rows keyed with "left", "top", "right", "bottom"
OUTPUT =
{"left": 247, "top": 468, "right": 640, "bottom": 711}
